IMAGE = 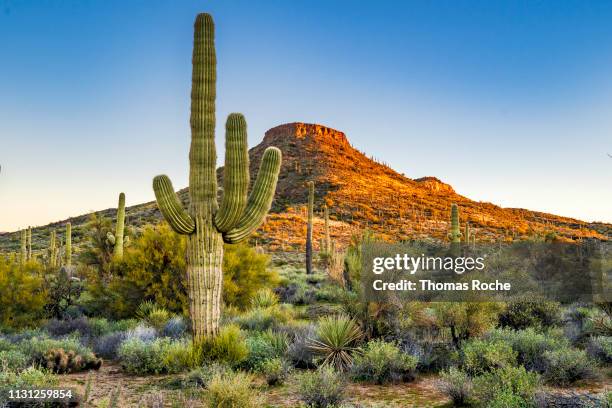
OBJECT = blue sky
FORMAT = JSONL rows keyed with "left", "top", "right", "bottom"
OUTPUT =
{"left": 1, "top": 0, "right": 611, "bottom": 231}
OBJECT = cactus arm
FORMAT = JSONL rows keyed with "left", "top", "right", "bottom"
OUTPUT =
{"left": 223, "top": 147, "right": 281, "bottom": 243}
{"left": 106, "top": 232, "right": 116, "bottom": 245}
{"left": 214, "top": 113, "right": 249, "bottom": 232}
{"left": 189, "top": 13, "right": 217, "bottom": 210}
{"left": 153, "top": 175, "right": 196, "bottom": 234}
{"left": 65, "top": 222, "right": 72, "bottom": 267}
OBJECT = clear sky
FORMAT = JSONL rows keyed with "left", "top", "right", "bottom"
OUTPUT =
{"left": 1, "top": 0, "right": 611, "bottom": 231}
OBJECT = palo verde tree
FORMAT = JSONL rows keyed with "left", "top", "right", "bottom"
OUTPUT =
{"left": 152, "top": 13, "right": 281, "bottom": 343}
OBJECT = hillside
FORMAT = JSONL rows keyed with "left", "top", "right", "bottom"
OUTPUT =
{"left": 1, "top": 122, "right": 609, "bottom": 254}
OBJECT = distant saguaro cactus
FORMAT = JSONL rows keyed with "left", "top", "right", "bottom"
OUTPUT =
{"left": 49, "top": 230, "right": 58, "bottom": 268}
{"left": 20, "top": 229, "right": 27, "bottom": 264}
{"left": 306, "top": 181, "right": 314, "bottom": 275}
{"left": 106, "top": 192, "right": 129, "bottom": 259}
{"left": 152, "top": 13, "right": 281, "bottom": 342}
{"left": 464, "top": 221, "right": 471, "bottom": 245}
{"left": 27, "top": 226, "right": 32, "bottom": 261}
{"left": 322, "top": 204, "right": 331, "bottom": 254}
{"left": 65, "top": 223, "right": 72, "bottom": 267}
{"left": 448, "top": 203, "right": 462, "bottom": 245}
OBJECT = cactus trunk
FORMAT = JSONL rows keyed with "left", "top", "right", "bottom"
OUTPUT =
{"left": 65, "top": 223, "right": 72, "bottom": 267}
{"left": 152, "top": 13, "right": 281, "bottom": 344}
{"left": 323, "top": 204, "right": 331, "bottom": 253}
{"left": 27, "top": 226, "right": 32, "bottom": 261}
{"left": 113, "top": 193, "right": 126, "bottom": 259}
{"left": 20, "top": 229, "right": 27, "bottom": 264}
{"left": 49, "top": 230, "right": 57, "bottom": 268}
{"left": 306, "top": 181, "right": 314, "bottom": 275}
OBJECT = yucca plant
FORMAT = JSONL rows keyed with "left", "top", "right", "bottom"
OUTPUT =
{"left": 308, "top": 314, "right": 362, "bottom": 371}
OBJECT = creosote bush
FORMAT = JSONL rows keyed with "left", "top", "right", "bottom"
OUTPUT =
{"left": 498, "top": 296, "right": 561, "bottom": 330}
{"left": 439, "top": 367, "right": 472, "bottom": 406}
{"left": 298, "top": 365, "right": 346, "bottom": 408}
{"left": 196, "top": 324, "right": 248, "bottom": 367}
{"left": 351, "top": 339, "right": 418, "bottom": 384}
{"left": 542, "top": 348, "right": 596, "bottom": 386}
{"left": 461, "top": 338, "right": 517, "bottom": 376}
{"left": 118, "top": 337, "right": 192, "bottom": 375}
{"left": 473, "top": 366, "right": 540, "bottom": 406}
{"left": 206, "top": 370, "right": 262, "bottom": 408}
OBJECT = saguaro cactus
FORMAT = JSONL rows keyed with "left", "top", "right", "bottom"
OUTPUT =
{"left": 464, "top": 221, "right": 471, "bottom": 245}
{"left": 49, "top": 230, "right": 58, "bottom": 268}
{"left": 306, "top": 181, "right": 314, "bottom": 275}
{"left": 323, "top": 205, "right": 331, "bottom": 254}
{"left": 448, "top": 203, "right": 462, "bottom": 244}
{"left": 20, "top": 229, "right": 27, "bottom": 264}
{"left": 106, "top": 192, "right": 129, "bottom": 259}
{"left": 65, "top": 223, "right": 72, "bottom": 267}
{"left": 27, "top": 226, "right": 32, "bottom": 261}
{"left": 152, "top": 13, "right": 281, "bottom": 342}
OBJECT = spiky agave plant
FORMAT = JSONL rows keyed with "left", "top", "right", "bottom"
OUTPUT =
{"left": 152, "top": 13, "right": 281, "bottom": 343}
{"left": 308, "top": 314, "right": 362, "bottom": 371}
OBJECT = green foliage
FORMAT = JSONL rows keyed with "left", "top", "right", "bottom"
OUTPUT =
{"left": 542, "top": 348, "right": 596, "bottom": 386}
{"left": 0, "top": 367, "right": 58, "bottom": 392}
{"left": 205, "top": 370, "right": 262, "bottom": 408}
{"left": 587, "top": 336, "right": 612, "bottom": 364}
{"left": 136, "top": 301, "right": 172, "bottom": 331}
{"left": 308, "top": 314, "right": 362, "bottom": 371}
{"left": 250, "top": 288, "right": 279, "bottom": 309}
{"left": 44, "top": 266, "right": 84, "bottom": 319}
{"left": 197, "top": 324, "right": 249, "bottom": 367}
{"left": 181, "top": 362, "right": 230, "bottom": 388}
{"left": 473, "top": 366, "right": 539, "bottom": 407}
{"left": 79, "top": 213, "right": 114, "bottom": 277}
{"left": 260, "top": 357, "right": 292, "bottom": 386}
{"left": 233, "top": 305, "right": 294, "bottom": 332}
{"left": 118, "top": 337, "right": 192, "bottom": 375}
{"left": 499, "top": 296, "right": 561, "bottom": 330}
{"left": 439, "top": 368, "right": 472, "bottom": 406}
{"left": 243, "top": 330, "right": 288, "bottom": 371}
{"left": 0, "top": 349, "right": 29, "bottom": 371}
{"left": 351, "top": 339, "right": 418, "bottom": 384}
{"left": 223, "top": 244, "right": 279, "bottom": 309}
{"left": 461, "top": 338, "right": 517, "bottom": 376}
{"left": 488, "top": 328, "right": 567, "bottom": 373}
{"left": 160, "top": 339, "right": 193, "bottom": 374}
{"left": 298, "top": 365, "right": 346, "bottom": 408}
{"left": 0, "top": 258, "right": 46, "bottom": 328}
{"left": 15, "top": 336, "right": 100, "bottom": 373}
{"left": 434, "top": 302, "right": 502, "bottom": 348}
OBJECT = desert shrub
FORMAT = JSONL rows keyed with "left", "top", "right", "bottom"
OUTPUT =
{"left": 287, "top": 324, "right": 317, "bottom": 368}
{"left": 233, "top": 305, "right": 294, "bottom": 332}
{"left": 411, "top": 341, "right": 456, "bottom": 373}
{"left": 434, "top": 302, "right": 503, "bottom": 347}
{"left": 182, "top": 363, "right": 230, "bottom": 388}
{"left": 542, "top": 348, "right": 596, "bottom": 386}
{"left": 498, "top": 296, "right": 561, "bottom": 330}
{"left": 0, "top": 366, "right": 58, "bottom": 389}
{"left": 315, "top": 285, "right": 346, "bottom": 304}
{"left": 94, "top": 331, "right": 127, "bottom": 360}
{"left": 206, "top": 370, "right": 261, "bottom": 408}
{"left": 161, "top": 316, "right": 188, "bottom": 339}
{"left": 0, "top": 349, "right": 29, "bottom": 371}
{"left": 461, "top": 338, "right": 516, "bottom": 376}
{"left": 438, "top": 367, "right": 472, "bottom": 406}
{"left": 17, "top": 336, "right": 100, "bottom": 372}
{"left": 136, "top": 301, "right": 173, "bottom": 331}
{"left": 197, "top": 324, "right": 248, "bottom": 367}
{"left": 351, "top": 340, "right": 417, "bottom": 384}
{"left": 44, "top": 317, "right": 91, "bottom": 338}
{"left": 586, "top": 336, "right": 612, "bottom": 364}
{"left": 243, "top": 330, "right": 287, "bottom": 371}
{"left": 260, "top": 357, "right": 292, "bottom": 386}
{"left": 487, "top": 328, "right": 566, "bottom": 373}
{"left": 276, "top": 282, "right": 316, "bottom": 305}
{"left": 535, "top": 391, "right": 611, "bottom": 407}
{"left": 0, "top": 259, "right": 46, "bottom": 328}
{"left": 298, "top": 365, "right": 346, "bottom": 408}
{"left": 118, "top": 337, "right": 189, "bottom": 375}
{"left": 250, "top": 288, "right": 279, "bottom": 309}
{"left": 125, "top": 324, "right": 158, "bottom": 343}
{"left": 40, "top": 347, "right": 102, "bottom": 373}
{"left": 223, "top": 244, "right": 279, "bottom": 309}
{"left": 473, "top": 366, "right": 540, "bottom": 406}
{"left": 308, "top": 314, "right": 362, "bottom": 371}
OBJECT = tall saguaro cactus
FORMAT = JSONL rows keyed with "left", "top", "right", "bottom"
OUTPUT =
{"left": 107, "top": 192, "right": 129, "bottom": 259}
{"left": 464, "top": 221, "right": 471, "bottom": 245}
{"left": 20, "top": 229, "right": 27, "bottom": 264}
{"left": 448, "top": 203, "right": 462, "bottom": 244}
{"left": 305, "top": 181, "right": 314, "bottom": 275}
{"left": 27, "top": 226, "right": 32, "bottom": 261}
{"left": 49, "top": 230, "right": 58, "bottom": 268}
{"left": 322, "top": 204, "right": 331, "bottom": 254}
{"left": 152, "top": 13, "right": 282, "bottom": 342}
{"left": 65, "top": 223, "right": 72, "bottom": 267}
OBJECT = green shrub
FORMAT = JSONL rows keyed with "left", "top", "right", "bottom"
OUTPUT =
{"left": 198, "top": 324, "right": 248, "bottom": 367}
{"left": 0, "top": 259, "right": 46, "bottom": 328}
{"left": 118, "top": 337, "right": 166, "bottom": 375}
{"left": 488, "top": 328, "right": 566, "bottom": 373}
{"left": 243, "top": 330, "right": 288, "bottom": 371}
{"left": 160, "top": 339, "right": 192, "bottom": 374}
{"left": 542, "top": 348, "right": 596, "bottom": 386}
{"left": 587, "top": 336, "right": 612, "bottom": 364}
{"left": 438, "top": 368, "right": 472, "bottom": 406}
{"left": 0, "top": 366, "right": 58, "bottom": 389}
{"left": 298, "top": 365, "right": 346, "bottom": 408}
{"left": 351, "top": 340, "right": 418, "bottom": 384}
{"left": 234, "top": 305, "right": 294, "bottom": 332}
{"left": 136, "top": 301, "right": 172, "bottom": 331}
{"left": 17, "top": 336, "right": 100, "bottom": 372}
{"left": 308, "top": 314, "right": 362, "bottom": 371}
{"left": 0, "top": 349, "right": 28, "bottom": 371}
{"left": 260, "top": 357, "right": 292, "bottom": 386}
{"left": 461, "top": 338, "right": 516, "bottom": 376}
{"left": 250, "top": 288, "right": 279, "bottom": 309}
{"left": 182, "top": 363, "right": 230, "bottom": 388}
{"left": 473, "top": 366, "right": 539, "bottom": 406}
{"left": 499, "top": 296, "right": 561, "bottom": 330}
{"left": 434, "top": 302, "right": 502, "bottom": 347}
{"left": 206, "top": 370, "right": 261, "bottom": 408}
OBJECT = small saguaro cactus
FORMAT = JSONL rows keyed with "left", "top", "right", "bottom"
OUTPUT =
{"left": 20, "top": 229, "right": 27, "bottom": 264}
{"left": 27, "top": 226, "right": 32, "bottom": 261}
{"left": 49, "top": 230, "right": 58, "bottom": 268}
{"left": 152, "top": 13, "right": 282, "bottom": 342}
{"left": 65, "top": 223, "right": 72, "bottom": 267}
{"left": 322, "top": 204, "right": 331, "bottom": 254}
{"left": 448, "top": 203, "right": 462, "bottom": 244}
{"left": 464, "top": 221, "right": 471, "bottom": 244}
{"left": 305, "top": 181, "right": 314, "bottom": 275}
{"left": 106, "top": 192, "right": 129, "bottom": 259}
